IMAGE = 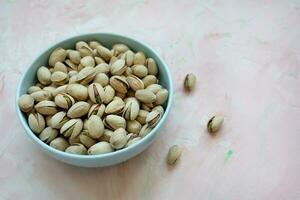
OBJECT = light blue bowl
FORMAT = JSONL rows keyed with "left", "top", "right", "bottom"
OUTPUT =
{"left": 15, "top": 33, "right": 173, "bottom": 167}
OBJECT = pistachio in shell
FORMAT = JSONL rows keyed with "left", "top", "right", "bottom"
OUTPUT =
{"left": 87, "top": 115, "right": 104, "bottom": 139}
{"left": 60, "top": 118, "right": 83, "bottom": 139}
{"left": 67, "top": 84, "right": 88, "bottom": 101}
{"left": 50, "top": 111, "right": 69, "bottom": 129}
{"left": 18, "top": 94, "right": 34, "bottom": 112}
{"left": 88, "top": 104, "right": 106, "bottom": 118}
{"left": 135, "top": 89, "right": 156, "bottom": 104}
{"left": 35, "top": 100, "right": 58, "bottom": 115}
{"left": 88, "top": 83, "right": 105, "bottom": 104}
{"left": 104, "top": 115, "right": 126, "bottom": 130}
{"left": 28, "top": 112, "right": 46, "bottom": 134}
{"left": 65, "top": 143, "right": 87, "bottom": 155}
{"left": 88, "top": 141, "right": 113, "bottom": 155}
{"left": 54, "top": 93, "right": 75, "bottom": 109}
{"left": 109, "top": 128, "right": 128, "bottom": 149}
{"left": 67, "top": 101, "right": 90, "bottom": 118}
{"left": 49, "top": 48, "right": 67, "bottom": 66}
{"left": 37, "top": 66, "right": 51, "bottom": 85}
{"left": 39, "top": 127, "right": 58, "bottom": 143}
{"left": 109, "top": 75, "right": 129, "bottom": 94}
{"left": 49, "top": 137, "right": 69, "bottom": 151}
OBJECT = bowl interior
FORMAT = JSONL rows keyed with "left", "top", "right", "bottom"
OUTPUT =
{"left": 16, "top": 33, "right": 173, "bottom": 162}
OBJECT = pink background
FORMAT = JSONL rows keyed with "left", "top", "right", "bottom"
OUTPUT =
{"left": 1, "top": 0, "right": 300, "bottom": 199}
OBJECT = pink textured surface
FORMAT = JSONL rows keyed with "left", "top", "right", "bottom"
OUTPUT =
{"left": 1, "top": 0, "right": 300, "bottom": 199}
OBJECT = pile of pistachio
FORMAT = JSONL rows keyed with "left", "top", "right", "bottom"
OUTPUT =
{"left": 18, "top": 41, "right": 168, "bottom": 155}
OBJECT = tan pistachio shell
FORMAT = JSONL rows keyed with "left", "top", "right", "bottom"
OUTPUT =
{"left": 146, "top": 110, "right": 161, "bottom": 128}
{"left": 89, "top": 41, "right": 102, "bottom": 50}
{"left": 80, "top": 56, "right": 95, "bottom": 68}
{"left": 146, "top": 84, "right": 162, "bottom": 94}
{"left": 88, "top": 104, "right": 106, "bottom": 118}
{"left": 109, "top": 75, "right": 129, "bottom": 94}
{"left": 39, "top": 127, "right": 58, "bottom": 143}
{"left": 87, "top": 115, "right": 104, "bottom": 139}
{"left": 51, "top": 71, "right": 68, "bottom": 85}
{"left": 27, "top": 86, "right": 42, "bottom": 94}
{"left": 139, "top": 124, "right": 152, "bottom": 137}
{"left": 76, "top": 66, "right": 96, "bottom": 85}
{"left": 88, "top": 141, "right": 113, "bottom": 155}
{"left": 142, "top": 75, "right": 158, "bottom": 88}
{"left": 35, "top": 100, "right": 57, "bottom": 115}
{"left": 133, "top": 52, "right": 146, "bottom": 65}
{"left": 155, "top": 89, "right": 168, "bottom": 105}
{"left": 96, "top": 45, "right": 113, "bottom": 62}
{"left": 49, "top": 48, "right": 67, "bottom": 66}
{"left": 126, "top": 75, "right": 144, "bottom": 91}
{"left": 184, "top": 73, "right": 196, "bottom": 91}
{"left": 145, "top": 58, "right": 158, "bottom": 76}
{"left": 54, "top": 62, "right": 68, "bottom": 73}
{"left": 30, "top": 90, "right": 52, "bottom": 102}
{"left": 88, "top": 83, "right": 105, "bottom": 104}
{"left": 28, "top": 112, "right": 45, "bottom": 134}
{"left": 95, "top": 63, "right": 110, "bottom": 74}
{"left": 65, "top": 143, "right": 87, "bottom": 155}
{"left": 60, "top": 118, "right": 83, "bottom": 139}
{"left": 122, "top": 98, "right": 140, "bottom": 120}
{"left": 103, "top": 85, "right": 115, "bottom": 104}
{"left": 109, "top": 128, "right": 127, "bottom": 149}
{"left": 110, "top": 59, "right": 126, "bottom": 75}
{"left": 132, "top": 64, "right": 148, "bottom": 78}
{"left": 37, "top": 66, "right": 51, "bottom": 85}
{"left": 54, "top": 93, "right": 75, "bottom": 109}
{"left": 126, "top": 137, "right": 142, "bottom": 147}
{"left": 68, "top": 50, "right": 81, "bottom": 64}
{"left": 50, "top": 137, "right": 69, "bottom": 151}
{"left": 67, "top": 101, "right": 90, "bottom": 118}
{"left": 104, "top": 115, "right": 126, "bottom": 130}
{"left": 136, "top": 110, "right": 149, "bottom": 125}
{"left": 18, "top": 94, "right": 34, "bottom": 112}
{"left": 105, "top": 98, "right": 125, "bottom": 114}
{"left": 67, "top": 84, "right": 88, "bottom": 101}
{"left": 126, "top": 120, "right": 142, "bottom": 134}
{"left": 135, "top": 89, "right": 156, "bottom": 104}
{"left": 124, "top": 50, "right": 134, "bottom": 67}
{"left": 99, "top": 129, "right": 113, "bottom": 142}
{"left": 166, "top": 145, "right": 182, "bottom": 165}
{"left": 112, "top": 44, "right": 129, "bottom": 56}
{"left": 93, "top": 73, "right": 109, "bottom": 86}
{"left": 207, "top": 116, "right": 224, "bottom": 134}
{"left": 53, "top": 85, "right": 68, "bottom": 96}
{"left": 50, "top": 111, "right": 69, "bottom": 129}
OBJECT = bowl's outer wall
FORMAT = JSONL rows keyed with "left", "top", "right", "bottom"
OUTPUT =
{"left": 16, "top": 33, "right": 173, "bottom": 167}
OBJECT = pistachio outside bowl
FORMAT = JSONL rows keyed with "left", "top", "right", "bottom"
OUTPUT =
{"left": 15, "top": 33, "right": 173, "bottom": 167}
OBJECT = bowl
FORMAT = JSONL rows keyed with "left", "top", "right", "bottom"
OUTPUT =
{"left": 15, "top": 33, "right": 173, "bottom": 167}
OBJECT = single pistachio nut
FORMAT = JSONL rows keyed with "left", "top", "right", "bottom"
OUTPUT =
{"left": 49, "top": 48, "right": 67, "bottom": 66}
{"left": 146, "top": 84, "right": 162, "bottom": 94}
{"left": 110, "top": 75, "right": 129, "bottom": 94}
{"left": 112, "top": 44, "right": 129, "bottom": 56}
{"left": 18, "top": 94, "right": 34, "bottom": 112}
{"left": 53, "top": 85, "right": 68, "bottom": 96}
{"left": 139, "top": 124, "right": 152, "bottom": 137}
{"left": 122, "top": 98, "right": 140, "bottom": 120}
{"left": 136, "top": 110, "right": 149, "bottom": 125}
{"left": 54, "top": 62, "right": 68, "bottom": 73}
{"left": 88, "top": 83, "right": 105, "bottom": 104}
{"left": 93, "top": 73, "right": 109, "bottom": 86}
{"left": 105, "top": 98, "right": 125, "bottom": 114}
{"left": 87, "top": 115, "right": 104, "bottom": 139}
{"left": 142, "top": 75, "right": 158, "bottom": 88}
{"left": 28, "top": 112, "right": 45, "bottom": 134}
{"left": 65, "top": 59, "right": 78, "bottom": 71}
{"left": 126, "top": 137, "right": 141, "bottom": 147}
{"left": 145, "top": 58, "right": 158, "bottom": 76}
{"left": 135, "top": 89, "right": 156, "bottom": 104}
{"left": 30, "top": 90, "right": 52, "bottom": 102}
{"left": 126, "top": 75, "right": 144, "bottom": 91}
{"left": 167, "top": 145, "right": 182, "bottom": 165}
{"left": 75, "top": 41, "right": 89, "bottom": 50}
{"left": 89, "top": 41, "right": 102, "bottom": 50}
{"left": 104, "top": 115, "right": 126, "bottom": 130}
{"left": 134, "top": 52, "right": 146, "bottom": 65}
{"left": 99, "top": 129, "right": 113, "bottom": 142}
{"left": 184, "top": 73, "right": 196, "bottom": 91}
{"left": 78, "top": 45, "right": 94, "bottom": 57}
{"left": 39, "top": 127, "right": 58, "bottom": 143}
{"left": 94, "top": 57, "right": 106, "bottom": 65}
{"left": 60, "top": 118, "right": 83, "bottom": 139}
{"left": 68, "top": 50, "right": 81, "bottom": 64}
{"left": 88, "top": 104, "right": 106, "bottom": 118}
{"left": 207, "top": 115, "right": 224, "bottom": 134}
{"left": 88, "top": 141, "right": 113, "bottom": 155}
{"left": 76, "top": 66, "right": 96, "bottom": 85}
{"left": 109, "top": 128, "right": 127, "bottom": 149}
{"left": 51, "top": 71, "right": 68, "bottom": 85}
{"left": 79, "top": 130, "right": 97, "bottom": 148}
{"left": 80, "top": 56, "right": 95, "bottom": 68}
{"left": 35, "top": 100, "right": 57, "bottom": 115}
{"left": 96, "top": 45, "right": 113, "bottom": 62}
{"left": 110, "top": 59, "right": 126, "bottom": 75}
{"left": 37, "top": 66, "right": 51, "bottom": 85}
{"left": 146, "top": 110, "right": 161, "bottom": 128}
{"left": 28, "top": 86, "right": 42, "bottom": 94}
{"left": 124, "top": 50, "right": 134, "bottom": 67}
{"left": 67, "top": 101, "right": 90, "bottom": 118}
{"left": 54, "top": 93, "right": 75, "bottom": 109}
{"left": 126, "top": 120, "right": 142, "bottom": 134}
{"left": 67, "top": 84, "right": 88, "bottom": 101}
{"left": 153, "top": 105, "right": 164, "bottom": 116}
{"left": 50, "top": 137, "right": 69, "bottom": 151}
{"left": 50, "top": 111, "right": 69, "bottom": 129}
{"left": 155, "top": 89, "right": 168, "bottom": 105}
{"left": 43, "top": 86, "right": 56, "bottom": 97}
{"left": 65, "top": 143, "right": 87, "bottom": 155}
{"left": 132, "top": 64, "right": 148, "bottom": 78}
{"left": 95, "top": 63, "right": 110, "bottom": 74}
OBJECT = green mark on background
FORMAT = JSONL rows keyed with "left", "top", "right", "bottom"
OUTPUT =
{"left": 224, "top": 149, "right": 233, "bottom": 162}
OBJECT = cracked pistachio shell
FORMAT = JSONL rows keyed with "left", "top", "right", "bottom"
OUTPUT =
{"left": 37, "top": 66, "right": 51, "bottom": 85}
{"left": 49, "top": 48, "right": 67, "bottom": 66}
{"left": 35, "top": 100, "right": 58, "bottom": 115}
{"left": 142, "top": 75, "right": 158, "bottom": 88}
{"left": 30, "top": 90, "right": 52, "bottom": 102}
{"left": 153, "top": 105, "right": 164, "bottom": 116}
{"left": 112, "top": 44, "right": 129, "bottom": 56}
{"left": 135, "top": 89, "right": 156, "bottom": 104}
{"left": 123, "top": 98, "right": 140, "bottom": 120}
{"left": 126, "top": 75, "right": 144, "bottom": 91}
{"left": 87, "top": 115, "right": 104, "bottom": 139}
{"left": 43, "top": 87, "right": 56, "bottom": 97}
{"left": 78, "top": 45, "right": 94, "bottom": 57}
{"left": 207, "top": 115, "right": 224, "bottom": 134}
{"left": 103, "top": 85, "right": 115, "bottom": 104}
{"left": 65, "top": 59, "right": 78, "bottom": 71}
{"left": 95, "top": 57, "right": 106, "bottom": 65}
{"left": 39, "top": 127, "right": 58, "bottom": 143}
{"left": 184, "top": 73, "right": 196, "bottom": 91}
{"left": 76, "top": 41, "right": 89, "bottom": 50}
{"left": 68, "top": 50, "right": 81, "bottom": 64}
{"left": 60, "top": 118, "right": 83, "bottom": 139}
{"left": 28, "top": 86, "right": 42, "bottom": 94}
{"left": 18, "top": 94, "right": 34, "bottom": 112}
{"left": 51, "top": 71, "right": 68, "bottom": 85}
{"left": 146, "top": 84, "right": 162, "bottom": 94}
{"left": 67, "top": 84, "right": 88, "bottom": 101}
{"left": 53, "top": 85, "right": 68, "bottom": 97}
{"left": 133, "top": 51, "right": 146, "bottom": 65}
{"left": 96, "top": 45, "right": 113, "bottom": 62}
{"left": 126, "top": 137, "right": 141, "bottom": 147}
{"left": 67, "top": 101, "right": 90, "bottom": 118}
{"left": 50, "top": 111, "right": 69, "bottom": 129}
{"left": 65, "top": 143, "right": 87, "bottom": 155}
{"left": 104, "top": 115, "right": 126, "bottom": 130}
{"left": 139, "top": 124, "right": 152, "bottom": 137}
{"left": 54, "top": 62, "right": 68, "bottom": 73}
{"left": 50, "top": 137, "right": 69, "bottom": 151}
{"left": 146, "top": 110, "right": 161, "bottom": 128}
{"left": 88, "top": 83, "right": 105, "bottom": 104}
{"left": 80, "top": 56, "right": 95, "bottom": 68}
{"left": 89, "top": 41, "right": 102, "bottom": 50}
{"left": 155, "top": 89, "right": 168, "bottom": 105}
{"left": 93, "top": 73, "right": 109, "bottom": 86}
{"left": 88, "top": 104, "right": 106, "bottom": 118}
{"left": 99, "top": 129, "right": 113, "bottom": 142}
{"left": 79, "top": 130, "right": 97, "bottom": 148}
{"left": 110, "top": 128, "right": 128, "bottom": 149}
{"left": 124, "top": 50, "right": 134, "bottom": 67}
{"left": 54, "top": 93, "right": 75, "bottom": 109}
{"left": 110, "top": 75, "right": 129, "bottom": 94}
{"left": 126, "top": 120, "right": 142, "bottom": 134}
{"left": 95, "top": 63, "right": 110, "bottom": 74}
{"left": 110, "top": 59, "right": 126, "bottom": 75}
{"left": 145, "top": 58, "right": 158, "bottom": 76}
{"left": 28, "top": 112, "right": 45, "bottom": 134}
{"left": 105, "top": 99, "right": 125, "bottom": 114}
{"left": 136, "top": 110, "right": 149, "bottom": 125}
{"left": 88, "top": 141, "right": 113, "bottom": 155}
{"left": 132, "top": 64, "right": 148, "bottom": 78}
{"left": 76, "top": 66, "right": 96, "bottom": 85}
{"left": 167, "top": 145, "right": 182, "bottom": 165}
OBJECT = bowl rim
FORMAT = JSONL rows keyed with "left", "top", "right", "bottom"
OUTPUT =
{"left": 15, "top": 32, "right": 173, "bottom": 160}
